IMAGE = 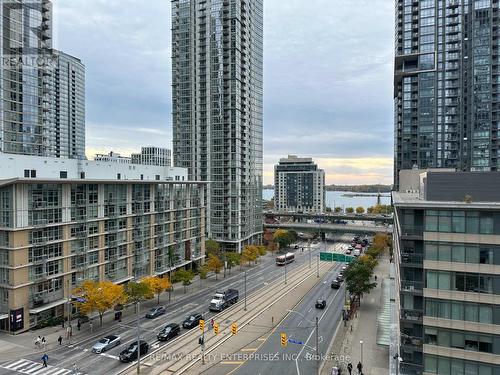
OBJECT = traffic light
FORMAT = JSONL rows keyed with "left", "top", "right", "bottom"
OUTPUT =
{"left": 280, "top": 333, "right": 287, "bottom": 347}
{"left": 231, "top": 323, "right": 237, "bottom": 335}
{"left": 199, "top": 319, "right": 205, "bottom": 331}
{"left": 213, "top": 323, "right": 220, "bottom": 335}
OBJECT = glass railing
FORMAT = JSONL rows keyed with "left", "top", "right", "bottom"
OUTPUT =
{"left": 401, "top": 308, "right": 423, "bottom": 322}
{"left": 401, "top": 280, "right": 423, "bottom": 292}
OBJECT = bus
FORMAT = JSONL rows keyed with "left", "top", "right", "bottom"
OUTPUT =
{"left": 276, "top": 252, "right": 295, "bottom": 266}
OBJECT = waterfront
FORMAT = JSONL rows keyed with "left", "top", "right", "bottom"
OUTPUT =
{"left": 263, "top": 189, "right": 391, "bottom": 210}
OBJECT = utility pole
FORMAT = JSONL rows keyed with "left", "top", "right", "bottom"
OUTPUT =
{"left": 308, "top": 239, "right": 311, "bottom": 269}
{"left": 315, "top": 316, "right": 319, "bottom": 375}
{"left": 244, "top": 270, "right": 247, "bottom": 311}
{"left": 316, "top": 254, "right": 319, "bottom": 278}
{"left": 284, "top": 255, "right": 287, "bottom": 284}
{"left": 136, "top": 301, "right": 141, "bottom": 374}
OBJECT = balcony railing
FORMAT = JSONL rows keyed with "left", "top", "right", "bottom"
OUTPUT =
{"left": 401, "top": 280, "right": 423, "bottom": 293}
{"left": 401, "top": 308, "right": 423, "bottom": 322}
{"left": 400, "top": 253, "right": 423, "bottom": 266}
{"left": 399, "top": 225, "right": 423, "bottom": 237}
{"left": 401, "top": 334, "right": 423, "bottom": 347}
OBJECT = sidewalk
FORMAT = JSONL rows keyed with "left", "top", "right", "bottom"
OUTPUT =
{"left": 0, "top": 254, "right": 275, "bottom": 361}
{"left": 321, "top": 255, "right": 390, "bottom": 375}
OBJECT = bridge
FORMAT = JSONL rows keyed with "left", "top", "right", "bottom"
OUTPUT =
{"left": 264, "top": 222, "right": 393, "bottom": 235}
{"left": 264, "top": 211, "right": 393, "bottom": 224}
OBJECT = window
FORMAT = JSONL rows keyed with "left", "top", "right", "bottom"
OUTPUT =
{"left": 452, "top": 211, "right": 465, "bottom": 233}
{"left": 30, "top": 170, "right": 36, "bottom": 178}
{"left": 24, "top": 169, "right": 30, "bottom": 178}
{"left": 60, "top": 171, "right": 67, "bottom": 179}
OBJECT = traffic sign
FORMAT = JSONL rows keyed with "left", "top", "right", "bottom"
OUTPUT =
{"left": 319, "top": 252, "right": 354, "bottom": 263}
{"left": 288, "top": 338, "right": 304, "bottom": 345}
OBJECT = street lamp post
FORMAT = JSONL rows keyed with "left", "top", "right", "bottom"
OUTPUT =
{"left": 136, "top": 301, "right": 141, "bottom": 374}
{"left": 284, "top": 254, "right": 287, "bottom": 284}
{"left": 360, "top": 340, "right": 364, "bottom": 366}
{"left": 308, "top": 240, "right": 311, "bottom": 269}
{"left": 316, "top": 254, "right": 319, "bottom": 278}
{"left": 287, "top": 309, "right": 320, "bottom": 375}
{"left": 244, "top": 270, "right": 247, "bottom": 311}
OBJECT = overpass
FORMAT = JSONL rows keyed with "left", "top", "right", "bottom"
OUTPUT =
{"left": 264, "top": 222, "right": 393, "bottom": 235}
{"left": 264, "top": 211, "right": 393, "bottom": 224}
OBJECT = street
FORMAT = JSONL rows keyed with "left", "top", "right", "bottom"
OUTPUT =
{"left": 0, "top": 237, "right": 350, "bottom": 375}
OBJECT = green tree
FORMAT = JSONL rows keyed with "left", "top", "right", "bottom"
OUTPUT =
{"left": 174, "top": 268, "right": 195, "bottom": 293}
{"left": 334, "top": 207, "right": 343, "bottom": 213}
{"left": 346, "top": 207, "right": 354, "bottom": 214}
{"left": 257, "top": 245, "right": 267, "bottom": 257}
{"left": 325, "top": 207, "right": 332, "bottom": 213}
{"left": 198, "top": 265, "right": 208, "bottom": 280}
{"left": 205, "top": 239, "right": 221, "bottom": 258}
{"left": 344, "top": 260, "right": 377, "bottom": 306}
{"left": 273, "top": 229, "right": 293, "bottom": 251}
{"left": 355, "top": 206, "right": 365, "bottom": 214}
{"left": 205, "top": 253, "right": 224, "bottom": 280}
{"left": 225, "top": 252, "right": 240, "bottom": 275}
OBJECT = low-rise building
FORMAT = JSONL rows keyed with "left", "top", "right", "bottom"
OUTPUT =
{"left": 94, "top": 151, "right": 131, "bottom": 164}
{"left": 393, "top": 170, "right": 500, "bottom": 375}
{"left": 274, "top": 155, "right": 325, "bottom": 213}
{"left": 0, "top": 154, "right": 205, "bottom": 333}
{"left": 131, "top": 147, "right": 171, "bottom": 167}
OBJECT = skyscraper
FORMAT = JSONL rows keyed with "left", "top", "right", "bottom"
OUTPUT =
{"left": 394, "top": 0, "right": 500, "bottom": 187}
{"left": 172, "top": 0, "right": 263, "bottom": 251}
{"left": 0, "top": 1, "right": 85, "bottom": 159}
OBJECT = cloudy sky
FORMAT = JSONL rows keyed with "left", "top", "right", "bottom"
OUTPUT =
{"left": 54, "top": 0, "right": 394, "bottom": 185}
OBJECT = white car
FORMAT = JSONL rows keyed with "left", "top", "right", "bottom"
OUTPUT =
{"left": 92, "top": 335, "right": 121, "bottom": 353}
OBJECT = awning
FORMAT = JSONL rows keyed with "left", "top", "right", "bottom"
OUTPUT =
{"left": 29, "top": 299, "right": 67, "bottom": 314}
{"left": 0, "top": 314, "right": 8, "bottom": 320}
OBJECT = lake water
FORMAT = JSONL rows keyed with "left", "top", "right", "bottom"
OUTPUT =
{"left": 262, "top": 189, "right": 391, "bottom": 210}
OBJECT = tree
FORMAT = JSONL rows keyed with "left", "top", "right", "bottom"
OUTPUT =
{"left": 344, "top": 260, "right": 377, "bottom": 306}
{"left": 355, "top": 206, "right": 365, "bottom": 214}
{"left": 241, "top": 246, "right": 258, "bottom": 267}
{"left": 198, "top": 265, "right": 208, "bottom": 280}
{"left": 257, "top": 245, "right": 267, "bottom": 257}
{"left": 325, "top": 207, "right": 332, "bottom": 213}
{"left": 367, "top": 207, "right": 374, "bottom": 214}
{"left": 205, "top": 253, "right": 224, "bottom": 280}
{"left": 225, "top": 252, "right": 240, "bottom": 275}
{"left": 358, "top": 254, "right": 378, "bottom": 270}
{"left": 142, "top": 276, "right": 172, "bottom": 305}
{"left": 273, "top": 229, "right": 293, "bottom": 251}
{"left": 174, "top": 268, "right": 195, "bottom": 293}
{"left": 263, "top": 229, "right": 276, "bottom": 252}
{"left": 73, "top": 280, "right": 125, "bottom": 326}
{"left": 334, "top": 207, "right": 343, "bottom": 213}
{"left": 346, "top": 207, "right": 354, "bottom": 214}
{"left": 205, "top": 239, "right": 221, "bottom": 258}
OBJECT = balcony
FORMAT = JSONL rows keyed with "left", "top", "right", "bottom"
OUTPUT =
{"left": 401, "top": 334, "right": 423, "bottom": 347}
{"left": 399, "top": 225, "right": 423, "bottom": 239}
{"left": 401, "top": 280, "right": 423, "bottom": 294}
{"left": 400, "top": 252, "right": 423, "bottom": 267}
{"left": 401, "top": 308, "right": 423, "bottom": 322}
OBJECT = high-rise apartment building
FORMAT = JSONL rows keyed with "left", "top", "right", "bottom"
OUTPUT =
{"left": 0, "top": 1, "right": 85, "bottom": 159}
{"left": 393, "top": 169, "right": 500, "bottom": 375}
{"left": 50, "top": 51, "right": 85, "bottom": 159}
{"left": 394, "top": 1, "right": 500, "bottom": 187}
{"left": 274, "top": 155, "right": 325, "bottom": 214}
{"left": 171, "top": 0, "right": 264, "bottom": 251}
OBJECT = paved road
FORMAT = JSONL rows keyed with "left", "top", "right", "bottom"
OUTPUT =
{"left": 231, "top": 242, "right": 347, "bottom": 375}
{"left": 0, "top": 238, "right": 350, "bottom": 375}
{"left": 265, "top": 222, "right": 392, "bottom": 235}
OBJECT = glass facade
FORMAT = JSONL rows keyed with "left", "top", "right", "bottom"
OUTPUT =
{"left": 394, "top": 0, "right": 500, "bottom": 187}
{"left": 172, "top": 0, "right": 263, "bottom": 250}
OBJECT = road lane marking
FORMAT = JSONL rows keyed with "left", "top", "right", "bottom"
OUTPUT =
{"left": 221, "top": 361, "right": 245, "bottom": 365}
{"left": 99, "top": 353, "right": 119, "bottom": 359}
{"left": 240, "top": 348, "right": 258, "bottom": 352}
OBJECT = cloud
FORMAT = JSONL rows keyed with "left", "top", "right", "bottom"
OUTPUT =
{"left": 54, "top": 0, "right": 394, "bottom": 185}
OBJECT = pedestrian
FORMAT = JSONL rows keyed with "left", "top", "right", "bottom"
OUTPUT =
{"left": 375, "top": 275, "right": 378, "bottom": 281}
{"left": 72, "top": 363, "right": 78, "bottom": 375}
{"left": 210, "top": 318, "right": 214, "bottom": 329}
{"left": 41, "top": 353, "right": 48, "bottom": 367}
{"left": 331, "top": 366, "right": 338, "bottom": 375}
{"left": 347, "top": 362, "right": 353, "bottom": 375}
{"left": 34, "top": 336, "right": 41, "bottom": 348}
{"left": 70, "top": 325, "right": 73, "bottom": 337}
{"left": 357, "top": 361, "right": 363, "bottom": 374}
{"left": 66, "top": 325, "right": 71, "bottom": 339}
{"left": 77, "top": 319, "right": 81, "bottom": 331}
{"left": 41, "top": 336, "right": 46, "bottom": 349}
{"left": 58, "top": 335, "right": 63, "bottom": 346}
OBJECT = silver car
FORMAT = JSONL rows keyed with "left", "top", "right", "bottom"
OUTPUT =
{"left": 92, "top": 335, "right": 121, "bottom": 353}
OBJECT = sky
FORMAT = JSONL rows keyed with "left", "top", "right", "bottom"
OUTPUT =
{"left": 54, "top": 0, "right": 394, "bottom": 185}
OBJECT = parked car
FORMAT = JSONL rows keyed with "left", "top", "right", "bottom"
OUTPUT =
{"left": 315, "top": 299, "right": 326, "bottom": 309}
{"left": 182, "top": 313, "right": 203, "bottom": 329}
{"left": 345, "top": 248, "right": 352, "bottom": 255}
{"left": 341, "top": 265, "right": 348, "bottom": 272}
{"left": 336, "top": 273, "right": 344, "bottom": 282}
{"left": 353, "top": 249, "right": 361, "bottom": 257}
{"left": 146, "top": 306, "right": 166, "bottom": 319}
{"left": 92, "top": 335, "right": 121, "bottom": 353}
{"left": 331, "top": 280, "right": 341, "bottom": 289}
{"left": 119, "top": 340, "right": 149, "bottom": 362}
{"left": 157, "top": 323, "right": 181, "bottom": 342}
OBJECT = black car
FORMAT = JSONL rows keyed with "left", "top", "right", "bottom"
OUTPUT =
{"left": 145, "top": 306, "right": 166, "bottom": 319}
{"left": 182, "top": 313, "right": 203, "bottom": 329}
{"left": 331, "top": 280, "right": 341, "bottom": 289}
{"left": 315, "top": 299, "right": 326, "bottom": 309}
{"left": 119, "top": 340, "right": 149, "bottom": 362}
{"left": 345, "top": 248, "right": 352, "bottom": 255}
{"left": 157, "top": 323, "right": 181, "bottom": 342}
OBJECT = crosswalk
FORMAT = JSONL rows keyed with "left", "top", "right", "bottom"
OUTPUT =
{"left": 0, "top": 359, "right": 84, "bottom": 375}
